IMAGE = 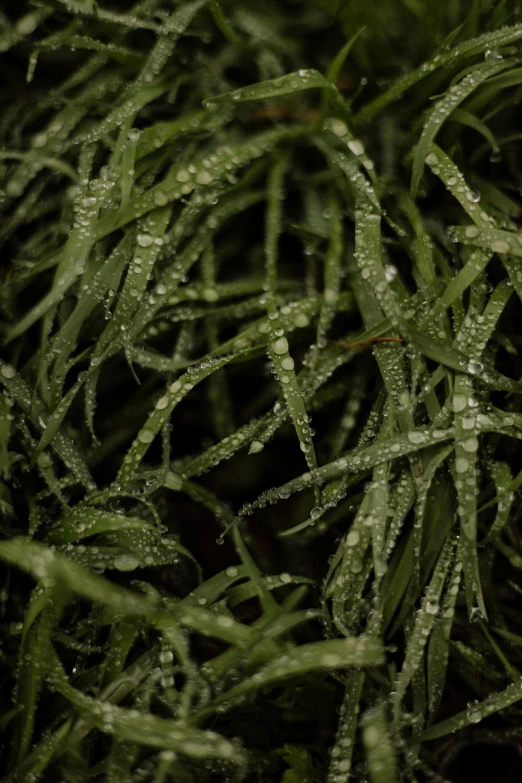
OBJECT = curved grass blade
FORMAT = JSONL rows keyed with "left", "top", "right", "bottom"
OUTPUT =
{"left": 327, "top": 671, "right": 365, "bottom": 783}
{"left": 201, "top": 636, "right": 384, "bottom": 715}
{"left": 482, "top": 462, "right": 514, "bottom": 544}
{"left": 392, "top": 536, "right": 455, "bottom": 722}
{"left": 208, "top": 68, "right": 328, "bottom": 104}
{"left": 114, "top": 351, "right": 245, "bottom": 488}
{"left": 46, "top": 507, "right": 154, "bottom": 545}
{"left": 448, "top": 224, "right": 522, "bottom": 257}
{"left": 4, "top": 150, "right": 107, "bottom": 344}
{"left": 35, "top": 34, "right": 142, "bottom": 65}
{"left": 264, "top": 157, "right": 318, "bottom": 473}
{"left": 0, "top": 360, "right": 96, "bottom": 491}
{"left": 96, "top": 125, "right": 305, "bottom": 238}
{"left": 357, "top": 23, "right": 522, "bottom": 123}
{"left": 313, "top": 190, "right": 343, "bottom": 359}
{"left": 237, "top": 426, "right": 454, "bottom": 521}
{"left": 411, "top": 59, "right": 511, "bottom": 196}
{"left": 427, "top": 551, "right": 463, "bottom": 719}
{"left": 448, "top": 107, "right": 499, "bottom": 153}
{"left": 452, "top": 374, "right": 486, "bottom": 618}
{"left": 422, "top": 674, "right": 522, "bottom": 740}
{"left": 0, "top": 151, "right": 79, "bottom": 183}
{"left": 51, "top": 653, "right": 245, "bottom": 763}
{"left": 9, "top": 585, "right": 56, "bottom": 767}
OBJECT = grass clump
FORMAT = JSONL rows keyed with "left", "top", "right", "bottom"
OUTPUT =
{"left": 2, "top": 1, "right": 522, "bottom": 780}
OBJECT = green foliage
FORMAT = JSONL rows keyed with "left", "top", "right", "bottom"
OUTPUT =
{"left": 2, "top": 1, "right": 522, "bottom": 781}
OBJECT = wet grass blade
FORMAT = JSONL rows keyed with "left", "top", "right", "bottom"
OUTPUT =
{"left": 411, "top": 58, "right": 511, "bottom": 196}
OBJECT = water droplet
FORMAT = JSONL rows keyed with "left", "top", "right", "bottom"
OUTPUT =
{"left": 347, "top": 139, "right": 365, "bottom": 156}
{"left": 490, "top": 239, "right": 510, "bottom": 254}
{"left": 294, "top": 313, "right": 309, "bottom": 328}
{"left": 408, "top": 431, "right": 426, "bottom": 445}
{"left": 176, "top": 169, "right": 191, "bottom": 183}
{"left": 462, "top": 436, "right": 478, "bottom": 453}
{"left": 273, "top": 337, "right": 289, "bottom": 355}
{"left": 31, "top": 133, "right": 47, "bottom": 149}
{"left": 346, "top": 529, "right": 360, "bottom": 546}
{"left": 1, "top": 365, "right": 16, "bottom": 379}
{"left": 195, "top": 170, "right": 213, "bottom": 185}
{"left": 452, "top": 394, "right": 467, "bottom": 413}
{"left": 154, "top": 191, "right": 169, "bottom": 206}
{"left": 155, "top": 396, "right": 169, "bottom": 410}
{"left": 249, "top": 439, "right": 264, "bottom": 454}
{"left": 114, "top": 555, "right": 140, "bottom": 572}
{"left": 467, "top": 359, "right": 483, "bottom": 375}
{"left": 455, "top": 457, "right": 469, "bottom": 473}
{"left": 331, "top": 119, "right": 348, "bottom": 137}
{"left": 137, "top": 233, "right": 154, "bottom": 248}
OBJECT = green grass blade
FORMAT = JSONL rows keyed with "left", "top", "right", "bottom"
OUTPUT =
{"left": 411, "top": 59, "right": 510, "bottom": 196}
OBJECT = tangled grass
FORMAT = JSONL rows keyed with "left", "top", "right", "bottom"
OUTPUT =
{"left": 2, "top": 1, "right": 522, "bottom": 781}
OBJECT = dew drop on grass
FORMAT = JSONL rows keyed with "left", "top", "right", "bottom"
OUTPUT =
{"left": 154, "top": 191, "right": 169, "bottom": 206}
{"left": 462, "top": 436, "right": 479, "bottom": 453}
{"left": 1, "top": 365, "right": 16, "bottom": 379}
{"left": 273, "top": 337, "right": 289, "bottom": 355}
{"left": 114, "top": 554, "right": 140, "bottom": 571}
{"left": 294, "top": 313, "right": 309, "bottom": 328}
{"left": 467, "top": 359, "right": 483, "bottom": 375}
{"left": 137, "top": 233, "right": 154, "bottom": 248}
{"left": 466, "top": 701, "right": 482, "bottom": 723}
{"left": 138, "top": 429, "right": 155, "bottom": 444}
{"left": 249, "top": 440, "right": 264, "bottom": 454}
{"left": 452, "top": 394, "right": 467, "bottom": 412}
{"left": 346, "top": 529, "right": 360, "bottom": 547}
{"left": 408, "top": 431, "right": 426, "bottom": 445}
{"left": 195, "top": 170, "right": 213, "bottom": 185}
{"left": 490, "top": 239, "right": 510, "bottom": 254}
{"left": 331, "top": 119, "right": 348, "bottom": 137}
{"left": 455, "top": 457, "right": 469, "bottom": 473}
{"left": 347, "top": 139, "right": 365, "bottom": 156}
{"left": 31, "top": 133, "right": 48, "bottom": 149}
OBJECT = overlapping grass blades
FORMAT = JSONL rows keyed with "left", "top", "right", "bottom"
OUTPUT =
{"left": 2, "top": 1, "right": 522, "bottom": 781}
